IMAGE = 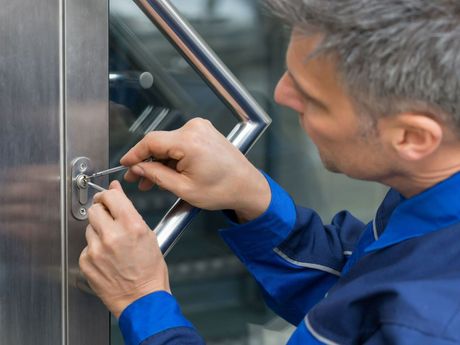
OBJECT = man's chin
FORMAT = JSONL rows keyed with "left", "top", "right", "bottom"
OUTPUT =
{"left": 320, "top": 156, "right": 342, "bottom": 174}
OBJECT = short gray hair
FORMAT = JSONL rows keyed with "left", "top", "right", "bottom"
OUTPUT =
{"left": 266, "top": 0, "right": 460, "bottom": 132}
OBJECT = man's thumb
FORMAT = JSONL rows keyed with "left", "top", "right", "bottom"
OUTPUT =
{"left": 109, "top": 180, "right": 125, "bottom": 194}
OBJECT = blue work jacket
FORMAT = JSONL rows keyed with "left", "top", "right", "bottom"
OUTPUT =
{"left": 118, "top": 172, "right": 460, "bottom": 345}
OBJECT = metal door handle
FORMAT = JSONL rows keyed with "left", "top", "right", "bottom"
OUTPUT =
{"left": 130, "top": 0, "right": 271, "bottom": 256}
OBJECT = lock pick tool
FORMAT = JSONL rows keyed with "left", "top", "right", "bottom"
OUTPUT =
{"left": 86, "top": 157, "right": 155, "bottom": 180}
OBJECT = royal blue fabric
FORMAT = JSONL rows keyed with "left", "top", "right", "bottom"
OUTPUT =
{"left": 120, "top": 171, "right": 460, "bottom": 345}
{"left": 118, "top": 291, "right": 195, "bottom": 345}
{"left": 140, "top": 327, "right": 205, "bottom": 345}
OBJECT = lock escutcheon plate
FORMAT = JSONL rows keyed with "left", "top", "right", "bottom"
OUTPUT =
{"left": 71, "top": 157, "right": 94, "bottom": 220}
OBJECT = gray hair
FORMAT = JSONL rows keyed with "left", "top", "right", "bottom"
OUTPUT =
{"left": 266, "top": 0, "right": 460, "bottom": 132}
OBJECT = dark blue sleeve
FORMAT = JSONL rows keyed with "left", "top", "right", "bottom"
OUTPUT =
{"left": 220, "top": 172, "right": 366, "bottom": 326}
{"left": 119, "top": 291, "right": 203, "bottom": 345}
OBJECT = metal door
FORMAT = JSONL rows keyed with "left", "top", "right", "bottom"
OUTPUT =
{"left": 0, "top": 0, "right": 269, "bottom": 344}
{"left": 0, "top": 0, "right": 109, "bottom": 343}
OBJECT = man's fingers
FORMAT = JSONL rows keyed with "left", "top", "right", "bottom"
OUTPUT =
{"left": 134, "top": 161, "right": 187, "bottom": 195}
{"left": 85, "top": 224, "right": 101, "bottom": 249}
{"left": 88, "top": 203, "right": 115, "bottom": 236}
{"left": 78, "top": 248, "right": 100, "bottom": 286}
{"left": 138, "top": 178, "right": 154, "bottom": 191}
{"left": 124, "top": 169, "right": 141, "bottom": 183}
{"left": 120, "top": 131, "right": 183, "bottom": 166}
{"left": 109, "top": 180, "right": 124, "bottom": 193}
{"left": 93, "top": 188, "right": 135, "bottom": 220}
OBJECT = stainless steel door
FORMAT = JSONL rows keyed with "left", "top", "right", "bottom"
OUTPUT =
{"left": 1, "top": 0, "right": 109, "bottom": 344}
{"left": 0, "top": 1, "right": 63, "bottom": 343}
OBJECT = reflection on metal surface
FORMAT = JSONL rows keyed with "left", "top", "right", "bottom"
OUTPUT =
{"left": 71, "top": 268, "right": 96, "bottom": 296}
{"left": 131, "top": 0, "right": 272, "bottom": 255}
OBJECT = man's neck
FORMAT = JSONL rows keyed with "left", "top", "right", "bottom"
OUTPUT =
{"left": 384, "top": 151, "right": 460, "bottom": 198}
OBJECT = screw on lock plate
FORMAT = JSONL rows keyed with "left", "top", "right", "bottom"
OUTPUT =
{"left": 71, "top": 157, "right": 95, "bottom": 220}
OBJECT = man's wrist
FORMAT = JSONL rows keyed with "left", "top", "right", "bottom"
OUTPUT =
{"left": 105, "top": 285, "right": 172, "bottom": 318}
{"left": 233, "top": 168, "right": 271, "bottom": 223}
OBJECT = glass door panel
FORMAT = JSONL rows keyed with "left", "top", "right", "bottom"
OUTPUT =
{"left": 110, "top": 0, "right": 238, "bottom": 228}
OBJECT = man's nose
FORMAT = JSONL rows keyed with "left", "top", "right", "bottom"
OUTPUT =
{"left": 274, "top": 72, "right": 290, "bottom": 106}
{"left": 274, "top": 72, "right": 304, "bottom": 114}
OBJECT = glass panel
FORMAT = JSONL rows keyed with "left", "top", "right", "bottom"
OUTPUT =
{"left": 109, "top": 0, "right": 388, "bottom": 344}
{"left": 109, "top": 0, "right": 238, "bottom": 228}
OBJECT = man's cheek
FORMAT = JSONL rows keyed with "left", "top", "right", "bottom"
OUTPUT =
{"left": 301, "top": 117, "right": 324, "bottom": 145}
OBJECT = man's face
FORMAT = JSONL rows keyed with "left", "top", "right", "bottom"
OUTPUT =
{"left": 274, "top": 31, "right": 389, "bottom": 181}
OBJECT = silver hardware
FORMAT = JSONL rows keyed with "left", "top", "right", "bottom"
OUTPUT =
{"left": 75, "top": 174, "right": 88, "bottom": 189}
{"left": 88, "top": 157, "right": 155, "bottom": 180}
{"left": 79, "top": 161, "right": 88, "bottom": 172}
{"left": 87, "top": 181, "right": 107, "bottom": 192}
{"left": 87, "top": 165, "right": 129, "bottom": 179}
{"left": 132, "top": 0, "right": 271, "bottom": 255}
{"left": 71, "top": 157, "right": 99, "bottom": 220}
{"left": 139, "top": 72, "right": 154, "bottom": 89}
{"left": 109, "top": 71, "right": 154, "bottom": 89}
{"left": 75, "top": 174, "right": 89, "bottom": 205}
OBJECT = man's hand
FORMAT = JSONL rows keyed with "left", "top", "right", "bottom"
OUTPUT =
{"left": 79, "top": 181, "right": 170, "bottom": 318}
{"left": 121, "top": 118, "right": 271, "bottom": 222}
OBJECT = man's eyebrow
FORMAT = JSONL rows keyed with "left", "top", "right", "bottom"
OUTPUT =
{"left": 286, "top": 70, "right": 328, "bottom": 111}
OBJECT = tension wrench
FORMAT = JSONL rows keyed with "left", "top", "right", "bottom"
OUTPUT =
{"left": 87, "top": 181, "right": 107, "bottom": 192}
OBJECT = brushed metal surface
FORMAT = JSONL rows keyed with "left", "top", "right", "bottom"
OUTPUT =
{"left": 65, "top": 0, "right": 110, "bottom": 343}
{"left": 0, "top": 0, "right": 62, "bottom": 343}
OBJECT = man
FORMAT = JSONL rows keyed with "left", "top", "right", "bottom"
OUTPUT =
{"left": 79, "top": 0, "right": 460, "bottom": 344}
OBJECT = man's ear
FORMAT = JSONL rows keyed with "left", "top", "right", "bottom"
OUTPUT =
{"left": 380, "top": 113, "right": 443, "bottom": 161}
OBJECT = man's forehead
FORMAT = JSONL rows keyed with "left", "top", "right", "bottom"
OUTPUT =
{"left": 287, "top": 31, "right": 325, "bottom": 65}
{"left": 286, "top": 32, "right": 350, "bottom": 111}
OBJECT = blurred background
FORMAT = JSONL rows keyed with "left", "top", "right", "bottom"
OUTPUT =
{"left": 108, "top": 0, "right": 388, "bottom": 343}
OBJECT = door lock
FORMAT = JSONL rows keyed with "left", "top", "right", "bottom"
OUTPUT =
{"left": 71, "top": 157, "right": 94, "bottom": 220}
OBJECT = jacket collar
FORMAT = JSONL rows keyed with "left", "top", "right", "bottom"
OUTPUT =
{"left": 366, "top": 172, "right": 460, "bottom": 253}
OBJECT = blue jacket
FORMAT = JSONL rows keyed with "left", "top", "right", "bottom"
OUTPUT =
{"left": 119, "top": 172, "right": 460, "bottom": 345}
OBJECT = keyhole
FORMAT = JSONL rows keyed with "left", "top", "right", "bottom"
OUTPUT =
{"left": 76, "top": 174, "right": 89, "bottom": 205}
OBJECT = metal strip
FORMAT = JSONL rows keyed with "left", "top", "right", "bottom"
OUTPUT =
{"left": 274, "top": 248, "right": 342, "bottom": 277}
{"left": 373, "top": 218, "right": 379, "bottom": 240}
{"left": 132, "top": 0, "right": 272, "bottom": 255}
{"left": 59, "top": 0, "right": 68, "bottom": 342}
